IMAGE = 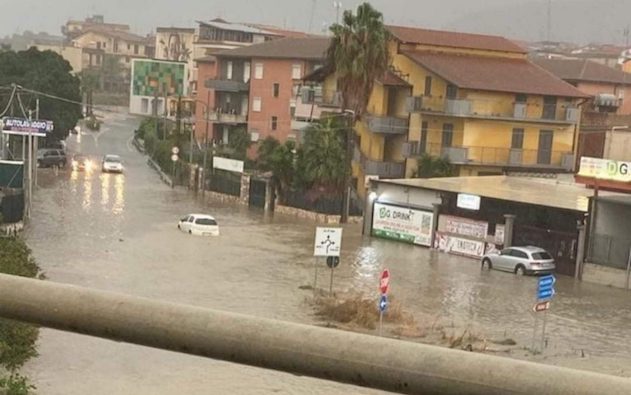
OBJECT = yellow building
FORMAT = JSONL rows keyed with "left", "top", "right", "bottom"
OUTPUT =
{"left": 308, "top": 25, "right": 588, "bottom": 195}
{"left": 388, "top": 25, "right": 587, "bottom": 179}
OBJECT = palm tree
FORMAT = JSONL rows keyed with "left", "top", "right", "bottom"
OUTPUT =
{"left": 326, "top": 2, "right": 389, "bottom": 222}
{"left": 301, "top": 117, "right": 346, "bottom": 191}
{"left": 327, "top": 2, "right": 389, "bottom": 118}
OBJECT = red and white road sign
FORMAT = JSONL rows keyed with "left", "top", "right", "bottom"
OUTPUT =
{"left": 533, "top": 301, "right": 550, "bottom": 313}
{"left": 379, "top": 269, "right": 390, "bottom": 294}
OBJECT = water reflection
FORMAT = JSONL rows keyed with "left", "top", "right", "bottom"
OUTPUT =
{"left": 113, "top": 175, "right": 125, "bottom": 215}
{"left": 82, "top": 171, "right": 92, "bottom": 210}
{"left": 100, "top": 173, "right": 110, "bottom": 207}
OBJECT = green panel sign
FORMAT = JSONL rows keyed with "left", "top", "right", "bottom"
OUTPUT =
{"left": 0, "top": 161, "right": 24, "bottom": 188}
{"left": 132, "top": 60, "right": 185, "bottom": 97}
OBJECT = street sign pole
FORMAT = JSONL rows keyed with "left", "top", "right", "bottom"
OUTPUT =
{"left": 540, "top": 309, "right": 548, "bottom": 352}
{"left": 531, "top": 296, "right": 539, "bottom": 352}
{"left": 313, "top": 257, "right": 318, "bottom": 296}
{"left": 329, "top": 266, "right": 335, "bottom": 296}
{"left": 532, "top": 274, "right": 556, "bottom": 353}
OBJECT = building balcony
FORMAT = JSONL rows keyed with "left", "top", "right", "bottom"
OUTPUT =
{"left": 204, "top": 79, "right": 249, "bottom": 92}
{"left": 206, "top": 111, "right": 247, "bottom": 124}
{"left": 402, "top": 142, "right": 575, "bottom": 170}
{"left": 354, "top": 147, "right": 405, "bottom": 178}
{"left": 365, "top": 114, "right": 409, "bottom": 135}
{"left": 406, "top": 95, "right": 579, "bottom": 124}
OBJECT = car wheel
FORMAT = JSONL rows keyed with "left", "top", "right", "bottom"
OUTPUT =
{"left": 482, "top": 258, "right": 492, "bottom": 270}
{"left": 188, "top": 230, "right": 192, "bottom": 234}
{"left": 515, "top": 265, "right": 526, "bottom": 276}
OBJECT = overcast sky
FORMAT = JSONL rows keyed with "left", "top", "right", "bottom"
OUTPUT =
{"left": 1, "top": 0, "right": 630, "bottom": 45}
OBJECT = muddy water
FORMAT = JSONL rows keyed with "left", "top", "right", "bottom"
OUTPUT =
{"left": 22, "top": 112, "right": 631, "bottom": 394}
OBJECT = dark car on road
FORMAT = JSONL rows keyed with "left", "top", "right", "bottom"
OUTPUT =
{"left": 37, "top": 149, "right": 67, "bottom": 168}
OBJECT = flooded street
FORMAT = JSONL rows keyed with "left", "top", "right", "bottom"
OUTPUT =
{"left": 22, "top": 111, "right": 631, "bottom": 393}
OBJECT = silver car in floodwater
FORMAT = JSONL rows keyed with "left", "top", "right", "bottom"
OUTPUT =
{"left": 481, "top": 246, "right": 555, "bottom": 275}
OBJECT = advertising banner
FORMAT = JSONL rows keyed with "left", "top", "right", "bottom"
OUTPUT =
{"left": 1, "top": 117, "right": 53, "bottom": 137}
{"left": 578, "top": 156, "right": 631, "bottom": 182}
{"left": 439, "top": 215, "right": 489, "bottom": 239}
{"left": 434, "top": 233, "right": 486, "bottom": 258}
{"left": 372, "top": 202, "right": 433, "bottom": 247}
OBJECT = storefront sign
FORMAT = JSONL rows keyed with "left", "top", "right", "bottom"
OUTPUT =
{"left": 435, "top": 233, "right": 486, "bottom": 258}
{"left": 439, "top": 215, "right": 488, "bottom": 239}
{"left": 1, "top": 117, "right": 53, "bottom": 137}
{"left": 494, "top": 224, "right": 505, "bottom": 244}
{"left": 457, "top": 193, "right": 481, "bottom": 210}
{"left": 213, "top": 156, "right": 244, "bottom": 173}
{"left": 372, "top": 202, "right": 433, "bottom": 247}
{"left": 578, "top": 156, "right": 631, "bottom": 182}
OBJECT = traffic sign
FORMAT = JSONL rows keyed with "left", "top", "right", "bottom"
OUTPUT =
{"left": 379, "top": 294, "right": 388, "bottom": 312}
{"left": 537, "top": 274, "right": 556, "bottom": 301}
{"left": 171, "top": 146, "right": 180, "bottom": 155}
{"left": 313, "top": 227, "right": 342, "bottom": 257}
{"left": 379, "top": 269, "right": 390, "bottom": 294}
{"left": 171, "top": 154, "right": 179, "bottom": 162}
{"left": 326, "top": 256, "right": 340, "bottom": 269}
{"left": 533, "top": 301, "right": 550, "bottom": 313}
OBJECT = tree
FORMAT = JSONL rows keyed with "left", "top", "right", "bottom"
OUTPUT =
{"left": 0, "top": 48, "right": 82, "bottom": 141}
{"left": 327, "top": 2, "right": 389, "bottom": 119}
{"left": 256, "top": 137, "right": 296, "bottom": 197}
{"left": 225, "top": 126, "right": 252, "bottom": 161}
{"left": 300, "top": 117, "right": 346, "bottom": 191}
{"left": 416, "top": 154, "right": 455, "bottom": 178}
{"left": 326, "top": 2, "right": 390, "bottom": 221}
{"left": 78, "top": 69, "right": 99, "bottom": 116}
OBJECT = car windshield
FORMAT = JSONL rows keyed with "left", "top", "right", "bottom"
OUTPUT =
{"left": 105, "top": 156, "right": 121, "bottom": 163}
{"left": 532, "top": 252, "right": 553, "bottom": 260}
{"left": 195, "top": 218, "right": 217, "bottom": 226}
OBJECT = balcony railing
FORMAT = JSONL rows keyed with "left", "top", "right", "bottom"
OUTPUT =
{"left": 366, "top": 115, "right": 409, "bottom": 135}
{"left": 204, "top": 79, "right": 249, "bottom": 92}
{"left": 403, "top": 142, "right": 574, "bottom": 170}
{"left": 206, "top": 111, "right": 247, "bottom": 124}
{"left": 406, "top": 95, "right": 579, "bottom": 124}
{"left": 354, "top": 147, "right": 405, "bottom": 178}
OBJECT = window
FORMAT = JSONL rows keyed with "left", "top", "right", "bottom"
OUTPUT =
{"left": 271, "top": 116, "right": 278, "bottom": 131}
{"left": 511, "top": 128, "right": 524, "bottom": 149}
{"left": 446, "top": 84, "right": 458, "bottom": 100}
{"left": 226, "top": 61, "right": 233, "bottom": 80}
{"left": 252, "top": 97, "right": 262, "bottom": 112}
{"left": 532, "top": 252, "right": 552, "bottom": 260}
{"left": 96, "top": 42, "right": 101, "bottom": 50}
{"left": 134, "top": 44, "right": 139, "bottom": 55}
{"left": 424, "top": 76, "right": 432, "bottom": 96}
{"left": 441, "top": 123, "right": 453, "bottom": 147}
{"left": 127, "top": 44, "right": 131, "bottom": 50}
{"left": 102, "top": 42, "right": 106, "bottom": 48}
{"left": 254, "top": 63, "right": 263, "bottom": 79}
{"left": 420, "top": 121, "right": 428, "bottom": 153}
{"left": 510, "top": 250, "right": 529, "bottom": 259}
{"left": 542, "top": 96, "right": 557, "bottom": 119}
{"left": 273, "top": 83, "right": 280, "bottom": 98}
{"left": 537, "top": 130, "right": 553, "bottom": 164}
{"left": 515, "top": 94, "right": 527, "bottom": 103}
{"left": 292, "top": 64, "right": 302, "bottom": 79}
{"left": 243, "top": 62, "right": 251, "bottom": 82}
{"left": 141, "top": 98, "right": 149, "bottom": 113}
{"left": 125, "top": 56, "right": 130, "bottom": 63}
{"left": 195, "top": 218, "right": 217, "bottom": 226}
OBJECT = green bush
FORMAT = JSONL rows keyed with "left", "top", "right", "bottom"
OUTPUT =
{"left": 85, "top": 115, "right": 101, "bottom": 131}
{"left": 0, "top": 373, "right": 35, "bottom": 395}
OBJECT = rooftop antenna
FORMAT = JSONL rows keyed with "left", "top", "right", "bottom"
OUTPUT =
{"left": 546, "top": 0, "right": 552, "bottom": 42}
{"left": 308, "top": 0, "right": 317, "bottom": 33}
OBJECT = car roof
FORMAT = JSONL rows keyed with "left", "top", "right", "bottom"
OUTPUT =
{"left": 104, "top": 154, "right": 121, "bottom": 159}
{"left": 188, "top": 213, "right": 216, "bottom": 219}
{"left": 510, "top": 246, "right": 547, "bottom": 253}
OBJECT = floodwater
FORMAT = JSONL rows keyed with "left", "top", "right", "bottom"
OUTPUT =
{"left": 21, "top": 111, "right": 631, "bottom": 394}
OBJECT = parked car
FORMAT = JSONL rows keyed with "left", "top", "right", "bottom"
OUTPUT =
{"left": 481, "top": 246, "right": 555, "bottom": 275}
{"left": 178, "top": 214, "right": 219, "bottom": 236}
{"left": 71, "top": 154, "right": 93, "bottom": 172}
{"left": 101, "top": 155, "right": 123, "bottom": 173}
{"left": 37, "top": 149, "right": 66, "bottom": 168}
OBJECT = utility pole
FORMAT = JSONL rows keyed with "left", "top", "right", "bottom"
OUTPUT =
{"left": 34, "top": 97, "right": 39, "bottom": 189}
{"left": 340, "top": 110, "right": 354, "bottom": 224}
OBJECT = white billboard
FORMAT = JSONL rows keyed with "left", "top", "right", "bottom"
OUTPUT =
{"left": 213, "top": 157, "right": 244, "bottom": 174}
{"left": 372, "top": 202, "right": 433, "bottom": 247}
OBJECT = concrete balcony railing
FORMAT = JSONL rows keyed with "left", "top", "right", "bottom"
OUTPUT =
{"left": 206, "top": 111, "right": 247, "bottom": 124}
{"left": 354, "top": 147, "right": 405, "bottom": 178}
{"left": 405, "top": 142, "right": 574, "bottom": 170}
{"left": 407, "top": 95, "right": 580, "bottom": 124}
{"left": 366, "top": 115, "right": 409, "bottom": 135}
{"left": 204, "top": 79, "right": 249, "bottom": 92}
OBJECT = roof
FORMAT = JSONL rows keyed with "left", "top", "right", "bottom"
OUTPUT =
{"left": 195, "top": 55, "right": 217, "bottom": 63}
{"left": 244, "top": 24, "right": 312, "bottom": 38}
{"left": 77, "top": 29, "right": 148, "bottom": 43}
{"left": 402, "top": 50, "right": 588, "bottom": 97}
{"left": 533, "top": 58, "right": 631, "bottom": 85}
{"left": 214, "top": 37, "right": 330, "bottom": 60}
{"left": 156, "top": 27, "right": 195, "bottom": 34}
{"left": 376, "top": 176, "right": 624, "bottom": 212}
{"left": 197, "top": 20, "right": 280, "bottom": 36}
{"left": 378, "top": 71, "right": 410, "bottom": 87}
{"left": 387, "top": 25, "right": 526, "bottom": 54}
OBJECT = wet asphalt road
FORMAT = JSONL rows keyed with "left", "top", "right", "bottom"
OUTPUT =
{"left": 21, "top": 110, "right": 631, "bottom": 393}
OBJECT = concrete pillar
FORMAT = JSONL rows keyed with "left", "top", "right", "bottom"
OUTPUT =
{"left": 503, "top": 214, "right": 516, "bottom": 248}
{"left": 240, "top": 174, "right": 251, "bottom": 205}
{"left": 1, "top": 273, "right": 631, "bottom": 395}
{"left": 575, "top": 224, "right": 586, "bottom": 280}
{"left": 362, "top": 189, "right": 375, "bottom": 236}
{"left": 264, "top": 179, "right": 274, "bottom": 212}
{"left": 431, "top": 203, "right": 441, "bottom": 248}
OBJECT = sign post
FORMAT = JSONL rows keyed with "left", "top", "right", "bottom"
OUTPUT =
{"left": 531, "top": 274, "right": 556, "bottom": 353}
{"left": 171, "top": 147, "right": 179, "bottom": 189}
{"left": 378, "top": 269, "right": 390, "bottom": 336}
{"left": 313, "top": 227, "right": 343, "bottom": 297}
